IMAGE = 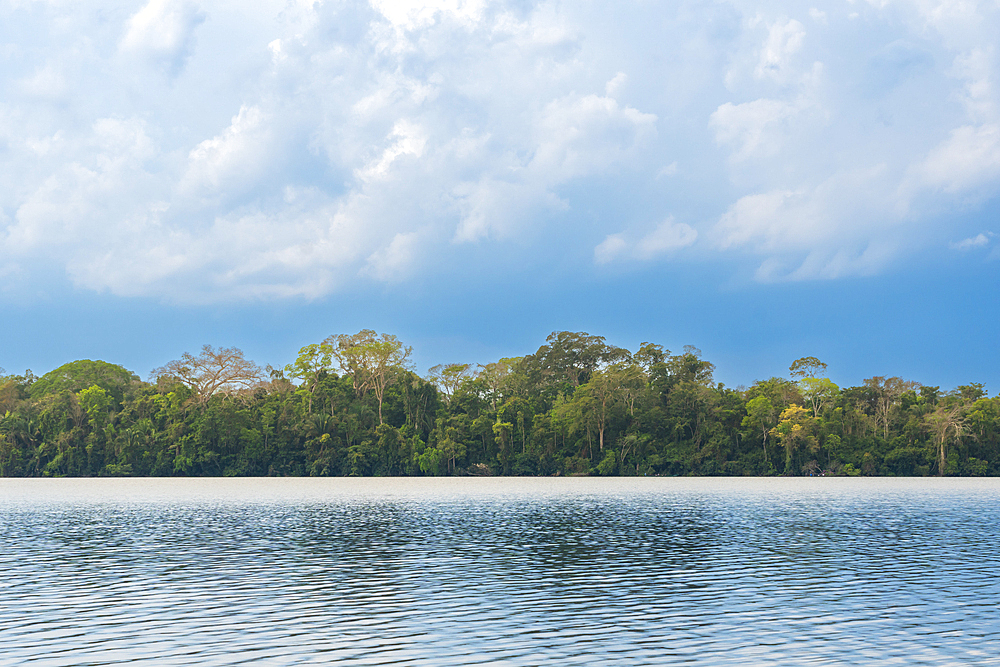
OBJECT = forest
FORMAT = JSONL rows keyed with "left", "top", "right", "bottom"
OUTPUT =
{"left": 0, "top": 330, "right": 996, "bottom": 477}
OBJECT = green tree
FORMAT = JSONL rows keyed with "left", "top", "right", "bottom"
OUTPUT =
{"left": 30, "top": 360, "right": 139, "bottom": 404}
{"left": 525, "top": 331, "right": 630, "bottom": 398}
{"left": 475, "top": 358, "right": 519, "bottom": 411}
{"left": 743, "top": 395, "right": 776, "bottom": 466}
{"left": 863, "top": 376, "right": 919, "bottom": 440}
{"left": 799, "top": 377, "right": 839, "bottom": 418}
{"left": 789, "top": 356, "right": 828, "bottom": 379}
{"left": 284, "top": 343, "right": 335, "bottom": 414}
{"left": 427, "top": 363, "right": 473, "bottom": 404}
{"left": 325, "top": 330, "right": 413, "bottom": 425}
{"left": 78, "top": 385, "right": 113, "bottom": 426}
{"left": 770, "top": 404, "right": 819, "bottom": 474}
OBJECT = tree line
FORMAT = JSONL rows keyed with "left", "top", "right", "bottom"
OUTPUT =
{"left": 1, "top": 330, "right": 996, "bottom": 477}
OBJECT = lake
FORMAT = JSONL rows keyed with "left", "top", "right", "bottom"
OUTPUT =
{"left": 2, "top": 477, "right": 999, "bottom": 666}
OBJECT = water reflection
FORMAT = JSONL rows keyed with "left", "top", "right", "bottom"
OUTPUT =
{"left": 2, "top": 478, "right": 999, "bottom": 665}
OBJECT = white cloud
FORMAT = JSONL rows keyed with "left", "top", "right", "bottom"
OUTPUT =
{"left": 715, "top": 189, "right": 797, "bottom": 251}
{"left": 356, "top": 120, "right": 428, "bottom": 182}
{"left": 371, "top": 0, "right": 487, "bottom": 30}
{"left": 2, "top": 0, "right": 1000, "bottom": 302}
{"left": 656, "top": 162, "right": 678, "bottom": 178}
{"left": 754, "top": 18, "right": 806, "bottom": 83}
{"left": 711, "top": 98, "right": 804, "bottom": 161}
{"left": 635, "top": 219, "right": 698, "bottom": 260}
{"left": 605, "top": 72, "right": 627, "bottom": 97}
{"left": 914, "top": 124, "right": 1000, "bottom": 193}
{"left": 7, "top": 117, "right": 160, "bottom": 254}
{"left": 121, "top": 0, "right": 206, "bottom": 74}
{"left": 710, "top": 165, "right": 904, "bottom": 279}
{"left": 453, "top": 91, "right": 657, "bottom": 242}
{"left": 594, "top": 234, "right": 628, "bottom": 265}
{"left": 950, "top": 233, "right": 991, "bottom": 250}
{"left": 179, "top": 105, "right": 273, "bottom": 201}
{"left": 19, "top": 64, "right": 68, "bottom": 102}
{"left": 595, "top": 218, "right": 697, "bottom": 265}
{"left": 364, "top": 230, "right": 425, "bottom": 281}
{"left": 707, "top": 0, "right": 1000, "bottom": 279}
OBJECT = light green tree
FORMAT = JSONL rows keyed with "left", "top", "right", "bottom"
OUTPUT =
{"left": 799, "top": 377, "right": 839, "bottom": 418}
{"left": 427, "top": 363, "right": 473, "bottom": 404}
{"left": 325, "top": 330, "right": 412, "bottom": 425}
{"left": 743, "top": 395, "right": 775, "bottom": 465}
{"left": 284, "top": 343, "right": 335, "bottom": 414}
{"left": 78, "top": 385, "right": 113, "bottom": 431}
{"left": 788, "top": 357, "right": 838, "bottom": 418}
{"left": 476, "top": 358, "right": 519, "bottom": 411}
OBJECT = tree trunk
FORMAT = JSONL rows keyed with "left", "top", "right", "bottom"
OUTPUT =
{"left": 938, "top": 436, "right": 946, "bottom": 477}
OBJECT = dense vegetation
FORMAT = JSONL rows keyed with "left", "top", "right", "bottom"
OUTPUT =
{"left": 1, "top": 331, "right": 996, "bottom": 477}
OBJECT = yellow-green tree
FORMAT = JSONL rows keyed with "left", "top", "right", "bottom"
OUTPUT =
{"left": 770, "top": 404, "right": 819, "bottom": 474}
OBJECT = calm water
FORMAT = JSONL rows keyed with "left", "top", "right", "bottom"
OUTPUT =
{"left": 2, "top": 478, "right": 999, "bottom": 666}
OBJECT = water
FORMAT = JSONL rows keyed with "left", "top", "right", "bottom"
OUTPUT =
{"left": 2, "top": 478, "right": 999, "bottom": 666}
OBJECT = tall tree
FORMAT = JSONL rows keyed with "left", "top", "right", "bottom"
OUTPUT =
{"left": 529, "top": 331, "right": 630, "bottom": 394}
{"left": 667, "top": 346, "right": 715, "bottom": 386}
{"left": 427, "top": 363, "right": 473, "bottom": 404}
{"left": 787, "top": 357, "right": 838, "bottom": 417}
{"left": 151, "top": 346, "right": 265, "bottom": 405}
{"left": 29, "top": 360, "right": 139, "bottom": 404}
{"left": 864, "top": 376, "right": 919, "bottom": 440}
{"left": 926, "top": 403, "right": 968, "bottom": 476}
{"left": 325, "top": 330, "right": 412, "bottom": 425}
{"left": 284, "top": 343, "right": 335, "bottom": 414}
{"left": 789, "top": 356, "right": 828, "bottom": 379}
{"left": 743, "top": 395, "right": 776, "bottom": 465}
{"left": 800, "top": 377, "right": 839, "bottom": 418}
{"left": 476, "top": 358, "right": 518, "bottom": 411}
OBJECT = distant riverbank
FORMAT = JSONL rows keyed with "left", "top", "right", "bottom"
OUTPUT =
{"left": 2, "top": 331, "right": 995, "bottom": 479}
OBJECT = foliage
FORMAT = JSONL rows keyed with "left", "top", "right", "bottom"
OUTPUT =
{"left": 151, "top": 346, "right": 266, "bottom": 404}
{"left": 1, "top": 332, "right": 996, "bottom": 478}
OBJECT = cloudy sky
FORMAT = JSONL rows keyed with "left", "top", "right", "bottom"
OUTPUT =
{"left": 1, "top": 0, "right": 999, "bottom": 389}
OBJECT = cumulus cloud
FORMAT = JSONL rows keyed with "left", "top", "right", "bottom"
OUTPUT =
{"left": 706, "top": 1, "right": 1000, "bottom": 279}
{"left": 754, "top": 18, "right": 806, "bottom": 83}
{"left": 1, "top": 0, "right": 999, "bottom": 302}
{"left": 711, "top": 97, "right": 809, "bottom": 162}
{"left": 914, "top": 124, "right": 1000, "bottom": 193}
{"left": 364, "top": 230, "right": 426, "bottom": 282}
{"left": 454, "top": 91, "right": 657, "bottom": 242}
{"left": 180, "top": 105, "right": 273, "bottom": 198}
{"left": 371, "top": 0, "right": 488, "bottom": 29}
{"left": 121, "top": 0, "right": 206, "bottom": 75}
{"left": 595, "top": 218, "right": 697, "bottom": 265}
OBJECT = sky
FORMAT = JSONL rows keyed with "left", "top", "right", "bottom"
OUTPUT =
{"left": 1, "top": 0, "right": 998, "bottom": 391}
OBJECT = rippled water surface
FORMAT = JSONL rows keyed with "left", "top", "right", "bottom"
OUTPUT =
{"left": 2, "top": 478, "right": 1000, "bottom": 666}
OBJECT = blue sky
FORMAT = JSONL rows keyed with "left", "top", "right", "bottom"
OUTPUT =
{"left": 1, "top": 0, "right": 998, "bottom": 391}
